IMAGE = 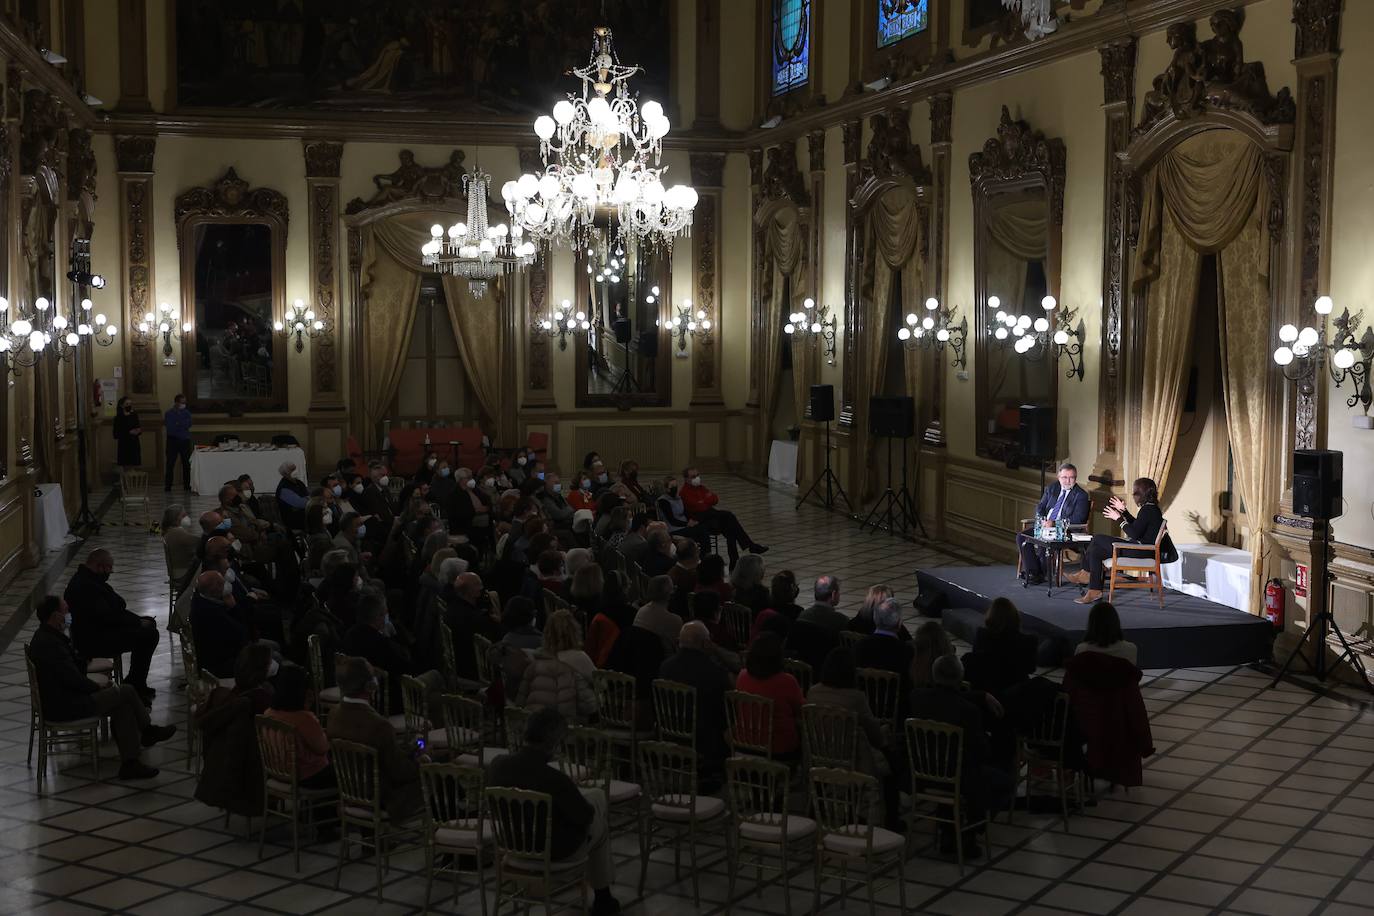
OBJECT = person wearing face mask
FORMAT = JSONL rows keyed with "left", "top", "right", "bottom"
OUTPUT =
{"left": 654, "top": 478, "right": 714, "bottom": 557}
{"left": 445, "top": 467, "right": 493, "bottom": 550}
{"left": 29, "top": 595, "right": 176, "bottom": 781}
{"left": 417, "top": 453, "right": 440, "bottom": 486}
{"left": 163, "top": 393, "right": 192, "bottom": 493}
{"left": 332, "top": 512, "right": 373, "bottom": 572}
{"left": 275, "top": 461, "right": 309, "bottom": 531}
{"left": 219, "top": 482, "right": 301, "bottom": 597}
{"left": 354, "top": 460, "right": 397, "bottom": 533}
{"left": 161, "top": 505, "right": 201, "bottom": 582}
{"left": 189, "top": 570, "right": 251, "bottom": 680}
{"left": 427, "top": 459, "right": 456, "bottom": 505}
{"left": 508, "top": 451, "right": 531, "bottom": 486}
{"left": 587, "top": 460, "right": 613, "bottom": 497}
{"left": 679, "top": 466, "right": 768, "bottom": 568}
{"left": 203, "top": 535, "right": 285, "bottom": 644}
{"left": 321, "top": 473, "right": 344, "bottom": 505}
{"left": 619, "top": 459, "right": 649, "bottom": 505}
{"left": 343, "top": 586, "right": 445, "bottom": 715}
{"left": 537, "top": 472, "right": 576, "bottom": 530}
{"left": 566, "top": 472, "right": 597, "bottom": 512}
{"left": 304, "top": 502, "right": 336, "bottom": 574}
{"left": 112, "top": 397, "right": 142, "bottom": 482}
{"left": 63, "top": 550, "right": 160, "bottom": 705}
{"left": 235, "top": 474, "right": 265, "bottom": 518}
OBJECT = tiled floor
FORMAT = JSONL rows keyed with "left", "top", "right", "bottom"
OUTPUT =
{"left": 0, "top": 475, "right": 1371, "bottom": 914}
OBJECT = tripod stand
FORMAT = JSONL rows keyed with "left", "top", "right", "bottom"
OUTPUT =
{"left": 796, "top": 419, "right": 851, "bottom": 512}
{"left": 1271, "top": 520, "right": 1373, "bottom": 693}
{"left": 611, "top": 337, "right": 640, "bottom": 394}
{"left": 859, "top": 433, "right": 927, "bottom": 538}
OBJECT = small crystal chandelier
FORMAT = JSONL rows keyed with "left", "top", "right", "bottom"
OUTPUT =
{"left": 1002, "top": 0, "right": 1057, "bottom": 39}
{"left": 503, "top": 26, "right": 697, "bottom": 251}
{"left": 423, "top": 167, "right": 537, "bottom": 298}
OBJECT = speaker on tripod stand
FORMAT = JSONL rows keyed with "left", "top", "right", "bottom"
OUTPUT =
{"left": 859, "top": 396, "right": 927, "bottom": 538}
{"left": 795, "top": 385, "right": 852, "bottom": 513}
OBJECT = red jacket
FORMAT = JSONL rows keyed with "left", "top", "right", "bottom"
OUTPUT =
{"left": 1063, "top": 651, "right": 1154, "bottom": 788}
{"left": 680, "top": 483, "right": 719, "bottom": 517}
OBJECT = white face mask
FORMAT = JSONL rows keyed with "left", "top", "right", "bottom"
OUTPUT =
{"left": 179, "top": 517, "right": 194, "bottom": 531}
{"left": 465, "top": 478, "right": 477, "bottom": 489}
{"left": 241, "top": 489, "right": 253, "bottom": 500}
{"left": 690, "top": 476, "right": 702, "bottom": 487}
{"left": 516, "top": 456, "right": 527, "bottom": 466}
{"left": 267, "top": 659, "right": 280, "bottom": 678}
{"left": 352, "top": 483, "right": 364, "bottom": 495}
{"left": 427, "top": 458, "right": 437, "bottom": 468}
{"left": 225, "top": 567, "right": 237, "bottom": 582}
{"left": 62, "top": 612, "right": 72, "bottom": 631}
{"left": 482, "top": 479, "right": 494, "bottom": 488}
{"left": 222, "top": 579, "right": 233, "bottom": 597}
{"left": 377, "top": 475, "right": 389, "bottom": 487}
{"left": 356, "top": 524, "right": 367, "bottom": 538}
{"left": 553, "top": 483, "right": 562, "bottom": 493}
{"left": 322, "top": 509, "right": 333, "bottom": 526}
{"left": 598, "top": 473, "right": 608, "bottom": 484}
{"left": 332, "top": 484, "right": 343, "bottom": 497}
{"left": 669, "top": 544, "right": 678, "bottom": 559}
{"left": 231, "top": 539, "right": 243, "bottom": 553}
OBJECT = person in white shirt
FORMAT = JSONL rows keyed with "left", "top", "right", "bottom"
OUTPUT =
{"left": 1074, "top": 600, "right": 1138, "bottom": 666}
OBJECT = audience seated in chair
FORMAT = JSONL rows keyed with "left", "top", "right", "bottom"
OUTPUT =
{"left": 850, "top": 585, "right": 912, "bottom": 641}
{"left": 585, "top": 571, "right": 636, "bottom": 668}
{"left": 668, "top": 538, "right": 700, "bottom": 593}
{"left": 659, "top": 621, "right": 735, "bottom": 773}
{"left": 688, "top": 592, "right": 742, "bottom": 673}
{"left": 769, "top": 570, "right": 806, "bottom": 622}
{"left": 799, "top": 575, "right": 848, "bottom": 632}
{"left": 275, "top": 460, "right": 309, "bottom": 531}
{"left": 343, "top": 587, "right": 445, "bottom": 715}
{"left": 634, "top": 575, "right": 685, "bottom": 656}
{"left": 961, "top": 597, "right": 1038, "bottom": 697}
{"left": 1063, "top": 634, "right": 1154, "bottom": 789}
{"left": 264, "top": 665, "right": 336, "bottom": 790}
{"left": 641, "top": 528, "right": 677, "bottom": 578}
{"left": 1076, "top": 601, "right": 1138, "bottom": 665}
{"left": 485, "top": 706, "right": 622, "bottom": 916}
{"left": 63, "top": 549, "right": 160, "bottom": 704}
{"left": 729, "top": 555, "right": 770, "bottom": 615}
{"left": 190, "top": 571, "right": 251, "bottom": 681}
{"left": 807, "top": 646, "right": 899, "bottom": 829}
{"left": 161, "top": 506, "right": 201, "bottom": 580}
{"left": 735, "top": 632, "right": 803, "bottom": 760}
{"left": 29, "top": 595, "right": 175, "bottom": 781}
{"left": 855, "top": 597, "right": 916, "bottom": 723}
{"left": 325, "top": 656, "right": 424, "bottom": 822}
{"left": 515, "top": 609, "right": 598, "bottom": 724}
{"left": 679, "top": 467, "right": 768, "bottom": 568}
{"left": 195, "top": 645, "right": 276, "bottom": 817}
{"left": 500, "top": 596, "right": 544, "bottom": 653}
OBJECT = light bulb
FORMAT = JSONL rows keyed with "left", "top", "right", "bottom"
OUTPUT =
{"left": 1333, "top": 348, "right": 1356, "bottom": 370}
{"left": 90, "top": 275, "right": 105, "bottom": 289}
{"left": 52, "top": 315, "right": 67, "bottom": 329}
{"left": 784, "top": 324, "right": 795, "bottom": 335}
{"left": 1273, "top": 346, "right": 1294, "bottom": 366}
{"left": 995, "top": 327, "right": 1008, "bottom": 340}
{"left": 575, "top": 311, "right": 586, "bottom": 321}
{"left": 1034, "top": 317, "right": 1049, "bottom": 333}
{"left": 534, "top": 115, "right": 556, "bottom": 140}
{"left": 304, "top": 310, "right": 315, "bottom": 321}
{"left": 925, "top": 297, "right": 939, "bottom": 311}
{"left": 552, "top": 100, "right": 575, "bottom": 124}
{"left": 0, "top": 297, "right": 7, "bottom": 312}
{"left": 646, "top": 295, "right": 656, "bottom": 304}
{"left": 430, "top": 224, "right": 443, "bottom": 238}
{"left": 144, "top": 311, "right": 155, "bottom": 323}
{"left": 1315, "top": 295, "right": 1334, "bottom": 315}
{"left": 995, "top": 310, "right": 1006, "bottom": 322}
{"left": 159, "top": 301, "right": 171, "bottom": 314}
{"left": 1297, "top": 326, "right": 1320, "bottom": 347}
{"left": 687, "top": 321, "right": 696, "bottom": 331}
{"left": 35, "top": 297, "right": 49, "bottom": 311}
{"left": 988, "top": 296, "right": 1001, "bottom": 310}
{"left": 936, "top": 329, "right": 950, "bottom": 342}
{"left": 702, "top": 320, "right": 711, "bottom": 330}
{"left": 1279, "top": 323, "right": 1298, "bottom": 343}
{"left": 906, "top": 313, "right": 919, "bottom": 326}
{"left": 652, "top": 286, "right": 661, "bottom": 297}
{"left": 1041, "top": 295, "right": 1057, "bottom": 311}
{"left": 80, "top": 298, "right": 92, "bottom": 311}
{"left": 65, "top": 332, "right": 78, "bottom": 346}
{"left": 106, "top": 325, "right": 117, "bottom": 337}
{"left": 803, "top": 297, "right": 815, "bottom": 310}
{"left": 273, "top": 320, "right": 284, "bottom": 332}
{"left": 587, "top": 97, "right": 611, "bottom": 124}
{"left": 159, "top": 321, "right": 169, "bottom": 333}
{"left": 312, "top": 320, "right": 323, "bottom": 330}
{"left": 1053, "top": 330, "right": 1069, "bottom": 345}
{"left": 1013, "top": 325, "right": 1026, "bottom": 337}
{"left": 898, "top": 327, "right": 911, "bottom": 341}
{"left": 922, "top": 317, "right": 935, "bottom": 330}
{"left": 12, "top": 319, "right": 31, "bottom": 336}
{"left": 641, "top": 99, "right": 664, "bottom": 122}
{"left": 696, "top": 310, "right": 705, "bottom": 320}
{"left": 183, "top": 321, "right": 193, "bottom": 333}
{"left": 1017, "top": 315, "right": 1032, "bottom": 328}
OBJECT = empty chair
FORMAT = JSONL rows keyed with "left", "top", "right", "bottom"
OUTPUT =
{"left": 1016, "top": 691, "right": 1086, "bottom": 827}
{"left": 637, "top": 740, "right": 728, "bottom": 908}
{"left": 724, "top": 756, "right": 815, "bottom": 916}
{"left": 420, "top": 762, "right": 492, "bottom": 916}
{"left": 811, "top": 767, "right": 907, "bottom": 916}
{"left": 650, "top": 678, "right": 697, "bottom": 751}
{"left": 330, "top": 738, "right": 425, "bottom": 901}
{"left": 592, "top": 668, "right": 652, "bottom": 779}
{"left": 905, "top": 717, "right": 991, "bottom": 874}
{"left": 118, "top": 469, "right": 152, "bottom": 528}
{"left": 800, "top": 703, "right": 859, "bottom": 771}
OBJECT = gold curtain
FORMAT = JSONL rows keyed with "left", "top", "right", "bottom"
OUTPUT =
{"left": 368, "top": 212, "right": 512, "bottom": 445}
{"left": 986, "top": 198, "right": 1047, "bottom": 263}
{"left": 358, "top": 232, "right": 422, "bottom": 448}
{"left": 757, "top": 202, "right": 811, "bottom": 480}
{"left": 1132, "top": 129, "right": 1273, "bottom": 614}
{"left": 858, "top": 187, "right": 923, "bottom": 501}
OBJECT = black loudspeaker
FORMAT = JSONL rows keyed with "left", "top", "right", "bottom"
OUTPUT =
{"left": 810, "top": 384, "right": 835, "bottom": 422}
{"left": 869, "top": 396, "right": 914, "bottom": 438}
{"left": 638, "top": 329, "right": 659, "bottom": 360}
{"left": 613, "top": 317, "right": 632, "bottom": 344}
{"left": 1293, "top": 449, "right": 1343, "bottom": 520}
{"left": 1019, "top": 405, "right": 1054, "bottom": 459}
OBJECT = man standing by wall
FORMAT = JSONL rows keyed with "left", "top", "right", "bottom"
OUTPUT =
{"left": 164, "top": 393, "right": 193, "bottom": 492}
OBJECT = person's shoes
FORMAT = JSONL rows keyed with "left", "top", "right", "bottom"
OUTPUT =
{"left": 117, "top": 760, "right": 159, "bottom": 780}
{"left": 590, "top": 890, "right": 622, "bottom": 916}
{"left": 1064, "top": 569, "right": 1090, "bottom": 586}
{"left": 1075, "top": 589, "right": 1104, "bottom": 605}
{"left": 1024, "top": 574, "right": 1045, "bottom": 586}
{"left": 141, "top": 724, "right": 177, "bottom": 748}
{"left": 748, "top": 543, "right": 769, "bottom": 555}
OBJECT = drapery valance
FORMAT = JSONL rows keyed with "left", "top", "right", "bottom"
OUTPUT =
{"left": 986, "top": 197, "right": 1048, "bottom": 264}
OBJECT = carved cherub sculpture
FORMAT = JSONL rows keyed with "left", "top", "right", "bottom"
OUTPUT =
{"left": 1141, "top": 22, "right": 1205, "bottom": 123}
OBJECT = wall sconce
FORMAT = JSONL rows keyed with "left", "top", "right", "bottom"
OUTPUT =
{"left": 540, "top": 298, "right": 589, "bottom": 351}
{"left": 784, "top": 297, "right": 838, "bottom": 365}
{"left": 134, "top": 301, "right": 192, "bottom": 366}
{"left": 990, "top": 294, "right": 1085, "bottom": 380}
{"left": 670, "top": 297, "right": 710, "bottom": 355}
{"left": 273, "top": 298, "right": 325, "bottom": 354}
{"left": 897, "top": 296, "right": 968, "bottom": 369}
{"left": 1274, "top": 296, "right": 1373, "bottom": 411}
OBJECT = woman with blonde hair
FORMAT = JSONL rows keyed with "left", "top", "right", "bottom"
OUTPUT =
{"left": 850, "top": 584, "right": 912, "bottom": 640}
{"left": 515, "top": 609, "right": 598, "bottom": 722}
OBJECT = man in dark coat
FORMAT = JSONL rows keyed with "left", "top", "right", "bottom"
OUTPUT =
{"left": 659, "top": 621, "right": 733, "bottom": 773}
{"left": 29, "top": 595, "right": 174, "bottom": 780}
{"left": 189, "top": 571, "right": 249, "bottom": 681}
{"left": 63, "top": 549, "right": 159, "bottom": 703}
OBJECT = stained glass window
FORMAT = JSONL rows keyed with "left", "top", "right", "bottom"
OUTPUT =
{"left": 772, "top": 0, "right": 811, "bottom": 96}
{"left": 877, "top": 0, "right": 929, "bottom": 48}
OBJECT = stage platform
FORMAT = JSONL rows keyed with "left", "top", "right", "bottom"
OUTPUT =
{"left": 915, "top": 565, "right": 1274, "bottom": 670}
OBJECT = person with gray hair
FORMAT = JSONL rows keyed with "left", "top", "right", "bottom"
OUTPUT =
{"left": 634, "top": 575, "right": 685, "bottom": 655}
{"left": 275, "top": 459, "right": 310, "bottom": 530}
{"left": 486, "top": 707, "right": 621, "bottom": 915}
{"left": 910, "top": 651, "right": 1012, "bottom": 857}
{"left": 325, "top": 656, "right": 425, "bottom": 821}
{"left": 642, "top": 528, "right": 676, "bottom": 577}
{"left": 319, "top": 548, "right": 352, "bottom": 580}
{"left": 872, "top": 597, "right": 904, "bottom": 634}
{"left": 799, "top": 574, "right": 847, "bottom": 632}
{"left": 342, "top": 586, "right": 445, "bottom": 715}
{"left": 729, "top": 554, "right": 770, "bottom": 614}
{"left": 659, "top": 619, "right": 733, "bottom": 772}
{"left": 856, "top": 595, "right": 916, "bottom": 729}
{"left": 161, "top": 504, "right": 200, "bottom": 581}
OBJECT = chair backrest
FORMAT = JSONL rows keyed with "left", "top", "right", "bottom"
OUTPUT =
{"left": 725, "top": 756, "right": 790, "bottom": 832}
{"left": 541, "top": 588, "right": 569, "bottom": 620}
{"left": 1154, "top": 520, "right": 1169, "bottom": 548}
{"left": 437, "top": 693, "right": 485, "bottom": 757}
{"left": 121, "top": 470, "right": 149, "bottom": 500}
{"left": 783, "top": 658, "right": 813, "bottom": 696}
{"left": 857, "top": 667, "right": 901, "bottom": 731}
{"left": 559, "top": 726, "right": 611, "bottom": 789}
{"left": 400, "top": 674, "right": 429, "bottom": 736}
{"left": 838, "top": 631, "right": 864, "bottom": 650}
{"left": 592, "top": 669, "right": 637, "bottom": 730}
{"left": 306, "top": 633, "right": 326, "bottom": 701}
{"left": 905, "top": 717, "right": 964, "bottom": 797}
{"left": 504, "top": 705, "right": 531, "bottom": 752}
{"left": 255, "top": 714, "right": 299, "bottom": 785}
{"left": 473, "top": 634, "right": 494, "bottom": 686}
{"left": 387, "top": 476, "right": 406, "bottom": 498}
{"left": 800, "top": 703, "right": 859, "bottom": 770}
{"left": 724, "top": 690, "right": 775, "bottom": 758}
{"left": 486, "top": 786, "right": 554, "bottom": 869}
{"left": 1023, "top": 692, "right": 1071, "bottom": 765}
{"left": 23, "top": 646, "right": 45, "bottom": 728}
{"left": 331, "top": 738, "right": 382, "bottom": 812}
{"left": 421, "top": 762, "right": 485, "bottom": 840}
{"left": 638, "top": 740, "right": 698, "bottom": 815}
{"left": 438, "top": 621, "right": 458, "bottom": 686}
{"left": 722, "top": 602, "right": 752, "bottom": 649}
{"left": 370, "top": 664, "right": 390, "bottom": 714}
{"left": 651, "top": 679, "right": 696, "bottom": 747}
{"left": 810, "top": 767, "right": 880, "bottom": 854}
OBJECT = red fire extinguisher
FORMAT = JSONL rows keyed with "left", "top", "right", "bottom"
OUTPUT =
{"left": 1264, "top": 578, "right": 1285, "bottom": 628}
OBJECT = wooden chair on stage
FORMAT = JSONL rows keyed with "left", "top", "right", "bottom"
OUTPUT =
{"left": 1104, "top": 521, "right": 1169, "bottom": 607}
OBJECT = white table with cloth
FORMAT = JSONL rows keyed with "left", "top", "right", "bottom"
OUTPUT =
{"left": 33, "top": 484, "right": 68, "bottom": 553}
{"left": 1162, "top": 542, "right": 1252, "bottom": 612}
{"left": 190, "top": 445, "right": 307, "bottom": 496}
{"left": 768, "top": 439, "right": 799, "bottom": 486}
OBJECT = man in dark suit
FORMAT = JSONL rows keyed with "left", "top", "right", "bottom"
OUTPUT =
{"left": 63, "top": 549, "right": 159, "bottom": 704}
{"left": 856, "top": 598, "right": 916, "bottom": 722}
{"left": 659, "top": 621, "right": 733, "bottom": 773}
{"left": 326, "top": 656, "right": 424, "bottom": 821}
{"left": 29, "top": 595, "right": 174, "bottom": 780}
{"left": 343, "top": 587, "right": 444, "bottom": 713}
{"left": 1068, "top": 476, "right": 1178, "bottom": 604}
{"left": 1017, "top": 462, "right": 1093, "bottom": 585}
{"left": 354, "top": 460, "right": 396, "bottom": 538}
{"left": 798, "top": 575, "right": 848, "bottom": 631}
{"left": 189, "top": 571, "right": 250, "bottom": 680}
{"left": 486, "top": 707, "right": 622, "bottom": 916}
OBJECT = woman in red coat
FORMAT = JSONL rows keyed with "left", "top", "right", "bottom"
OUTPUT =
{"left": 734, "top": 632, "right": 803, "bottom": 757}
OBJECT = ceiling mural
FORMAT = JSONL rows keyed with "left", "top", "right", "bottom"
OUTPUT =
{"left": 174, "top": 0, "right": 672, "bottom": 115}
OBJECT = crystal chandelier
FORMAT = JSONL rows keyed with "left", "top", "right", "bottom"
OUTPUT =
{"left": 1002, "top": 0, "right": 1057, "bottom": 39}
{"left": 422, "top": 167, "right": 537, "bottom": 298}
{"left": 503, "top": 26, "right": 697, "bottom": 250}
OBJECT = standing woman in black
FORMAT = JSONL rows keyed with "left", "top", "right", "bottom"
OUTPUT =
{"left": 112, "top": 396, "right": 142, "bottom": 487}
{"left": 1069, "top": 476, "right": 1178, "bottom": 604}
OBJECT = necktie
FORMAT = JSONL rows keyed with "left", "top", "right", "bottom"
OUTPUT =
{"left": 1049, "top": 489, "right": 1067, "bottom": 521}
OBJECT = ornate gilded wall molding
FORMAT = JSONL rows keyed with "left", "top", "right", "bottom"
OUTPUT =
{"left": 1293, "top": 0, "right": 1342, "bottom": 58}
{"left": 927, "top": 92, "right": 953, "bottom": 448}
{"left": 760, "top": 140, "right": 809, "bottom": 207}
{"left": 691, "top": 153, "right": 724, "bottom": 406}
{"left": 969, "top": 106, "right": 1066, "bottom": 225}
{"left": 174, "top": 168, "right": 288, "bottom": 238}
{"left": 1135, "top": 11, "right": 1295, "bottom": 139}
{"left": 1098, "top": 38, "right": 1136, "bottom": 458}
{"left": 115, "top": 134, "right": 156, "bottom": 398}
{"left": 66, "top": 128, "right": 95, "bottom": 202}
{"left": 114, "top": 134, "right": 155, "bottom": 173}
{"left": 304, "top": 140, "right": 344, "bottom": 407}
{"left": 840, "top": 118, "right": 862, "bottom": 426}
{"left": 807, "top": 129, "right": 825, "bottom": 174}
{"left": 524, "top": 241, "right": 554, "bottom": 405}
{"left": 344, "top": 149, "right": 466, "bottom": 214}
{"left": 865, "top": 108, "right": 931, "bottom": 185}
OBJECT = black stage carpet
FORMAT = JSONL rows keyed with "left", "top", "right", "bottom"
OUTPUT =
{"left": 916, "top": 565, "right": 1274, "bottom": 670}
